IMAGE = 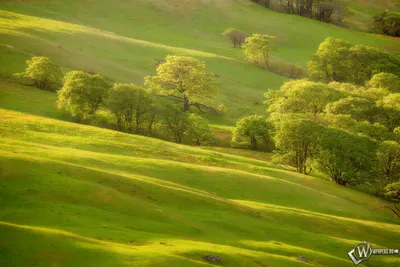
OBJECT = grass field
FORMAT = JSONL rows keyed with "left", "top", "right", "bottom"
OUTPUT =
{"left": 1, "top": 0, "right": 400, "bottom": 124}
{"left": 1, "top": 106, "right": 400, "bottom": 266}
{"left": 1, "top": 1, "right": 400, "bottom": 266}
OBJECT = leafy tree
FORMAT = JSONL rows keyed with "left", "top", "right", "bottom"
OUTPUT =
{"left": 274, "top": 117, "right": 323, "bottom": 174}
{"left": 309, "top": 38, "right": 400, "bottom": 84}
{"left": 186, "top": 114, "right": 214, "bottom": 146}
{"left": 372, "top": 11, "right": 400, "bottom": 37}
{"left": 384, "top": 182, "right": 400, "bottom": 219}
{"left": 266, "top": 80, "right": 344, "bottom": 119}
{"left": 13, "top": 56, "right": 63, "bottom": 91}
{"left": 145, "top": 56, "right": 220, "bottom": 112}
{"left": 222, "top": 28, "right": 247, "bottom": 48}
{"left": 308, "top": 38, "right": 351, "bottom": 82}
{"left": 288, "top": 64, "right": 305, "bottom": 78}
{"left": 232, "top": 115, "right": 273, "bottom": 150}
{"left": 58, "top": 71, "right": 112, "bottom": 119}
{"left": 377, "top": 141, "right": 400, "bottom": 184}
{"left": 163, "top": 105, "right": 190, "bottom": 144}
{"left": 315, "top": 127, "right": 377, "bottom": 186}
{"left": 325, "top": 97, "right": 377, "bottom": 122}
{"left": 347, "top": 45, "right": 385, "bottom": 85}
{"left": 107, "top": 83, "right": 153, "bottom": 133}
{"left": 243, "top": 34, "right": 276, "bottom": 69}
{"left": 377, "top": 93, "right": 400, "bottom": 131}
{"left": 385, "top": 182, "right": 400, "bottom": 203}
{"left": 355, "top": 121, "right": 389, "bottom": 141}
{"left": 368, "top": 73, "right": 400, "bottom": 93}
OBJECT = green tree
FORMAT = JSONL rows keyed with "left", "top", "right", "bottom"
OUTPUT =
{"left": 266, "top": 79, "right": 344, "bottom": 119}
{"left": 377, "top": 141, "right": 400, "bottom": 184}
{"left": 232, "top": 115, "right": 273, "bottom": 150}
{"left": 308, "top": 38, "right": 352, "bottom": 82}
{"left": 274, "top": 117, "right": 323, "bottom": 174}
{"left": 315, "top": 127, "right": 377, "bottom": 186}
{"left": 325, "top": 97, "right": 377, "bottom": 122}
{"left": 186, "top": 114, "right": 214, "bottom": 146}
{"left": 377, "top": 93, "right": 400, "bottom": 131}
{"left": 355, "top": 121, "right": 389, "bottom": 141}
{"left": 57, "top": 71, "right": 112, "bottom": 119}
{"left": 372, "top": 11, "right": 400, "bottom": 37}
{"left": 145, "top": 56, "right": 220, "bottom": 112}
{"left": 308, "top": 38, "right": 400, "bottom": 84}
{"left": 222, "top": 28, "right": 247, "bottom": 48}
{"left": 107, "top": 83, "right": 153, "bottom": 133}
{"left": 13, "top": 56, "right": 63, "bottom": 91}
{"left": 383, "top": 182, "right": 400, "bottom": 219}
{"left": 163, "top": 105, "right": 190, "bottom": 144}
{"left": 368, "top": 73, "right": 400, "bottom": 93}
{"left": 243, "top": 34, "right": 276, "bottom": 69}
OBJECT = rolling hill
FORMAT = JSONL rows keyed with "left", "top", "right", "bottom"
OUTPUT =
{"left": 1, "top": 1, "right": 400, "bottom": 266}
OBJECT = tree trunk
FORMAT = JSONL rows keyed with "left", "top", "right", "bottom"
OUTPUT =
{"left": 183, "top": 95, "right": 190, "bottom": 112}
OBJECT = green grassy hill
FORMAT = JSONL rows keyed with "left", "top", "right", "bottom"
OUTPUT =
{"left": 1, "top": 1, "right": 400, "bottom": 266}
{"left": 1, "top": 103, "right": 400, "bottom": 266}
{"left": 1, "top": 0, "right": 400, "bottom": 124}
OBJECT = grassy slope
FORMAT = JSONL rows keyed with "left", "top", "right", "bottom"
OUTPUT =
{"left": 1, "top": 106, "right": 400, "bottom": 267}
{"left": 345, "top": 0, "right": 400, "bottom": 30}
{"left": 0, "top": 82, "right": 400, "bottom": 266}
{"left": 1, "top": 0, "right": 400, "bottom": 125}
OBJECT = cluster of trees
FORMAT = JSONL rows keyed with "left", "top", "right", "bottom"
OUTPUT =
{"left": 372, "top": 11, "right": 400, "bottom": 37}
{"left": 308, "top": 38, "right": 400, "bottom": 85}
{"left": 251, "top": 0, "right": 349, "bottom": 24}
{"left": 15, "top": 56, "right": 222, "bottom": 145}
{"left": 231, "top": 75, "right": 400, "bottom": 191}
{"left": 222, "top": 29, "right": 276, "bottom": 69}
{"left": 13, "top": 57, "right": 63, "bottom": 91}
{"left": 222, "top": 29, "right": 305, "bottom": 78}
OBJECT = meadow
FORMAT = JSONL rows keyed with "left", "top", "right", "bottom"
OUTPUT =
{"left": 1, "top": 1, "right": 400, "bottom": 266}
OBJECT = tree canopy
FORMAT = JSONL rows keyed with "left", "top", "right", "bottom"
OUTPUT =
{"left": 57, "top": 71, "right": 112, "bottom": 119}
{"left": 243, "top": 34, "right": 276, "bottom": 69}
{"left": 232, "top": 115, "right": 273, "bottom": 150}
{"left": 145, "top": 56, "right": 220, "bottom": 112}
{"left": 308, "top": 38, "right": 400, "bottom": 85}
{"left": 14, "top": 56, "right": 63, "bottom": 91}
{"left": 222, "top": 28, "right": 247, "bottom": 48}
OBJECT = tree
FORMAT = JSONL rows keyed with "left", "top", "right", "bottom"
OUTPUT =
{"left": 232, "top": 115, "right": 273, "bottom": 150}
{"left": 308, "top": 38, "right": 352, "bottom": 82}
{"left": 347, "top": 45, "right": 385, "bottom": 85}
{"left": 377, "top": 93, "right": 400, "bottom": 131}
{"left": 383, "top": 182, "right": 400, "bottom": 219}
{"left": 222, "top": 28, "right": 247, "bottom": 48}
{"left": 368, "top": 73, "right": 400, "bottom": 93}
{"left": 163, "top": 105, "right": 190, "bottom": 144}
{"left": 377, "top": 141, "right": 400, "bottom": 184}
{"left": 355, "top": 121, "right": 389, "bottom": 141}
{"left": 372, "top": 11, "right": 400, "bottom": 37}
{"left": 308, "top": 38, "right": 400, "bottom": 84}
{"left": 186, "top": 114, "right": 214, "bottom": 146}
{"left": 266, "top": 79, "right": 344, "bottom": 119}
{"left": 145, "top": 56, "right": 220, "bottom": 112}
{"left": 107, "top": 83, "right": 153, "bottom": 133}
{"left": 243, "top": 34, "right": 276, "bottom": 69}
{"left": 13, "top": 56, "right": 63, "bottom": 91}
{"left": 274, "top": 117, "right": 323, "bottom": 174}
{"left": 57, "top": 71, "right": 112, "bottom": 119}
{"left": 325, "top": 97, "right": 377, "bottom": 123}
{"left": 315, "top": 127, "right": 377, "bottom": 186}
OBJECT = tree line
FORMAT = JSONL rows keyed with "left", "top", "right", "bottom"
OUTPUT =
{"left": 228, "top": 37, "right": 400, "bottom": 216}
{"left": 14, "top": 55, "right": 223, "bottom": 146}
{"left": 251, "top": 0, "right": 348, "bottom": 24}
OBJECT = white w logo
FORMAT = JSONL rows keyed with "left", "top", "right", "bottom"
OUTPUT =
{"left": 357, "top": 245, "right": 371, "bottom": 258}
